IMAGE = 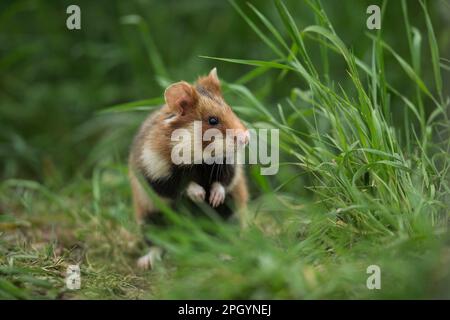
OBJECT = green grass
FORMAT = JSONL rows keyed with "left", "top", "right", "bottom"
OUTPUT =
{"left": 0, "top": 0, "right": 449, "bottom": 299}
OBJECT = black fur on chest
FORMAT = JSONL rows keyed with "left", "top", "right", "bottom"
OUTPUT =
{"left": 145, "top": 163, "right": 235, "bottom": 199}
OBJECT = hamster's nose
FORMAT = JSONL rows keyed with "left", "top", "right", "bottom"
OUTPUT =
{"left": 237, "top": 130, "right": 250, "bottom": 146}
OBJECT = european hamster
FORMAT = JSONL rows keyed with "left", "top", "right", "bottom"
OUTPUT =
{"left": 129, "top": 68, "right": 249, "bottom": 269}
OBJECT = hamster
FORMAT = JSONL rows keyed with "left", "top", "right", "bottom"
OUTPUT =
{"left": 128, "top": 68, "right": 249, "bottom": 269}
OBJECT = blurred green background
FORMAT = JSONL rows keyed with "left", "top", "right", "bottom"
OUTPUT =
{"left": 0, "top": 0, "right": 449, "bottom": 299}
{"left": 1, "top": 0, "right": 448, "bottom": 183}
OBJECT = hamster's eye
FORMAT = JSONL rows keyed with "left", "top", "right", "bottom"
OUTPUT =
{"left": 208, "top": 116, "right": 219, "bottom": 125}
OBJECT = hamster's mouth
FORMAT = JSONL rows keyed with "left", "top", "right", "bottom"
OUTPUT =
{"left": 203, "top": 146, "right": 245, "bottom": 165}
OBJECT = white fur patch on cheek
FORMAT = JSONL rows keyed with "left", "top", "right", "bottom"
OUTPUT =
{"left": 141, "top": 147, "right": 171, "bottom": 180}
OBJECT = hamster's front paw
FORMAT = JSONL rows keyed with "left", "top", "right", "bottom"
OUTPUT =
{"left": 209, "top": 182, "right": 225, "bottom": 208}
{"left": 137, "top": 247, "right": 162, "bottom": 270}
{"left": 186, "top": 181, "right": 206, "bottom": 202}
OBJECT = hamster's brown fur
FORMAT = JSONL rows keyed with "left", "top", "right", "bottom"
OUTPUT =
{"left": 129, "top": 68, "right": 249, "bottom": 268}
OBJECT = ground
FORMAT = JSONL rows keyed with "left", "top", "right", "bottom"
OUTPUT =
{"left": 1, "top": 167, "right": 449, "bottom": 299}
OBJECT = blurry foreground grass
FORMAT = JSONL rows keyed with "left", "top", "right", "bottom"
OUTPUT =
{"left": 0, "top": 165, "right": 449, "bottom": 299}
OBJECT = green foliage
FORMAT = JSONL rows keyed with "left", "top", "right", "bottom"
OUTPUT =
{"left": 0, "top": 0, "right": 449, "bottom": 299}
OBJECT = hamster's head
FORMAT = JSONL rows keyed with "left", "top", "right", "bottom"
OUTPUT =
{"left": 164, "top": 68, "right": 249, "bottom": 163}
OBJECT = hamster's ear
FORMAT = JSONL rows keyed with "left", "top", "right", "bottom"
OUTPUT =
{"left": 207, "top": 67, "right": 221, "bottom": 94}
{"left": 164, "top": 81, "right": 198, "bottom": 115}
{"left": 208, "top": 67, "right": 220, "bottom": 86}
{"left": 197, "top": 67, "right": 221, "bottom": 96}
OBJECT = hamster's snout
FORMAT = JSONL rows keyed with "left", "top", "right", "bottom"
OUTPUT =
{"left": 236, "top": 130, "right": 250, "bottom": 146}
